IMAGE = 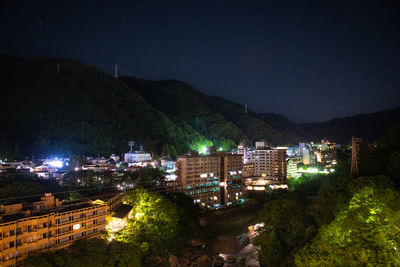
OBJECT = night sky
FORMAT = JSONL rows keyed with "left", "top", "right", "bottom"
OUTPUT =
{"left": 1, "top": 0, "right": 399, "bottom": 123}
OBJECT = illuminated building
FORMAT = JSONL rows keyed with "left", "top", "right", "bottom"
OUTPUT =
{"left": 124, "top": 152, "right": 151, "bottom": 163}
{"left": 237, "top": 144, "right": 250, "bottom": 164}
{"left": 124, "top": 142, "right": 151, "bottom": 163}
{"left": 0, "top": 193, "right": 109, "bottom": 267}
{"left": 177, "top": 154, "right": 221, "bottom": 208}
{"left": 106, "top": 204, "right": 134, "bottom": 233}
{"left": 177, "top": 152, "right": 245, "bottom": 208}
{"left": 218, "top": 153, "right": 245, "bottom": 205}
{"left": 251, "top": 143, "right": 286, "bottom": 183}
{"left": 287, "top": 156, "right": 301, "bottom": 178}
{"left": 312, "top": 140, "right": 337, "bottom": 164}
{"left": 243, "top": 163, "right": 254, "bottom": 178}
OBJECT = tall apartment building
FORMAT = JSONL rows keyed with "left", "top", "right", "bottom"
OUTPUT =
{"left": 0, "top": 191, "right": 126, "bottom": 267}
{"left": 218, "top": 153, "right": 245, "bottom": 205}
{"left": 176, "top": 154, "right": 221, "bottom": 208}
{"left": 251, "top": 142, "right": 286, "bottom": 183}
{"left": 242, "top": 163, "right": 254, "bottom": 178}
{"left": 177, "top": 151, "right": 245, "bottom": 208}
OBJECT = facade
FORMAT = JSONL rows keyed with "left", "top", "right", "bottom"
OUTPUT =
{"left": 218, "top": 153, "right": 245, "bottom": 205}
{"left": 312, "top": 140, "right": 337, "bottom": 165}
{"left": 176, "top": 152, "right": 245, "bottom": 208}
{"left": 0, "top": 194, "right": 108, "bottom": 267}
{"left": 177, "top": 154, "right": 221, "bottom": 208}
{"left": 237, "top": 144, "right": 250, "bottom": 164}
{"left": 287, "top": 156, "right": 301, "bottom": 178}
{"left": 251, "top": 146, "right": 287, "bottom": 183}
{"left": 242, "top": 163, "right": 254, "bottom": 178}
{"left": 124, "top": 152, "right": 151, "bottom": 163}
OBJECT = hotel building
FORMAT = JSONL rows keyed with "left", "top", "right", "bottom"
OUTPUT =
{"left": 177, "top": 151, "right": 245, "bottom": 208}
{"left": 176, "top": 154, "right": 221, "bottom": 208}
{"left": 251, "top": 142, "right": 287, "bottom": 183}
{"left": 0, "top": 190, "right": 131, "bottom": 267}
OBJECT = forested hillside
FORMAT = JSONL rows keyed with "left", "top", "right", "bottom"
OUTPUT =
{"left": 301, "top": 107, "right": 400, "bottom": 144}
{"left": 0, "top": 56, "right": 206, "bottom": 158}
{"left": 0, "top": 56, "right": 305, "bottom": 158}
{"left": 121, "top": 77, "right": 306, "bottom": 147}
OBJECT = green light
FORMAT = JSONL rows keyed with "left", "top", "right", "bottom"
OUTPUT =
{"left": 201, "top": 146, "right": 207, "bottom": 154}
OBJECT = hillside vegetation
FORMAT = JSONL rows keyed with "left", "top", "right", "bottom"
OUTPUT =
{"left": 0, "top": 56, "right": 305, "bottom": 158}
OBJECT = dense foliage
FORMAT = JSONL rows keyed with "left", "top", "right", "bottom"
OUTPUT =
{"left": 121, "top": 77, "right": 306, "bottom": 147}
{"left": 0, "top": 55, "right": 305, "bottom": 159}
{"left": 61, "top": 170, "right": 114, "bottom": 188}
{"left": 24, "top": 239, "right": 142, "bottom": 267}
{"left": 115, "top": 188, "right": 198, "bottom": 262}
{"left": 0, "top": 174, "right": 64, "bottom": 204}
{"left": 254, "top": 123, "right": 400, "bottom": 266}
{"left": 121, "top": 166, "right": 165, "bottom": 188}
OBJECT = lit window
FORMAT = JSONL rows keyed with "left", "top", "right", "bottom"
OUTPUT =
{"left": 73, "top": 224, "right": 80, "bottom": 230}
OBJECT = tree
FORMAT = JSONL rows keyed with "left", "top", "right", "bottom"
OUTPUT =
{"left": 121, "top": 166, "right": 165, "bottom": 188}
{"left": 61, "top": 170, "right": 114, "bottom": 188}
{"left": 24, "top": 239, "right": 142, "bottom": 267}
{"left": 116, "top": 188, "right": 180, "bottom": 260}
{"left": 294, "top": 182, "right": 400, "bottom": 266}
{"left": 254, "top": 194, "right": 317, "bottom": 266}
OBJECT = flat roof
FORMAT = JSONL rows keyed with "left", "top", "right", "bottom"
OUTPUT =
{"left": 112, "top": 204, "right": 132, "bottom": 219}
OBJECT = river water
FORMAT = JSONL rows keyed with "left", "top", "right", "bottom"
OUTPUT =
{"left": 217, "top": 222, "right": 264, "bottom": 267}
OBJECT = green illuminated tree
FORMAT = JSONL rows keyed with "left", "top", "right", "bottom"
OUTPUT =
{"left": 116, "top": 188, "right": 180, "bottom": 259}
{"left": 294, "top": 184, "right": 400, "bottom": 266}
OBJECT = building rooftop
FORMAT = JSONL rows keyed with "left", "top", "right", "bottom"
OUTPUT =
{"left": 0, "top": 198, "right": 103, "bottom": 224}
{"left": 112, "top": 204, "right": 133, "bottom": 219}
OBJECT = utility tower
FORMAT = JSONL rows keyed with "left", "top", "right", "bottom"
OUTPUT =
{"left": 351, "top": 137, "right": 372, "bottom": 175}
{"left": 351, "top": 137, "right": 359, "bottom": 174}
{"left": 115, "top": 64, "right": 118, "bottom": 79}
{"left": 128, "top": 141, "right": 134, "bottom": 152}
{"left": 245, "top": 104, "right": 248, "bottom": 114}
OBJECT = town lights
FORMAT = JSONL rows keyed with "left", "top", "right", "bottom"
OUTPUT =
{"left": 49, "top": 160, "right": 63, "bottom": 168}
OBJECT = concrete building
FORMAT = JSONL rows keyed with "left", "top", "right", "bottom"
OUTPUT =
{"left": 177, "top": 154, "right": 221, "bottom": 208}
{"left": 0, "top": 194, "right": 108, "bottom": 267}
{"left": 251, "top": 144, "right": 287, "bottom": 183}
{"left": 287, "top": 156, "right": 302, "bottom": 178}
{"left": 0, "top": 189, "right": 132, "bottom": 266}
{"left": 242, "top": 163, "right": 254, "bottom": 178}
{"left": 218, "top": 153, "right": 245, "bottom": 206}
{"left": 237, "top": 144, "right": 250, "bottom": 164}
{"left": 176, "top": 152, "right": 245, "bottom": 208}
{"left": 124, "top": 152, "right": 151, "bottom": 163}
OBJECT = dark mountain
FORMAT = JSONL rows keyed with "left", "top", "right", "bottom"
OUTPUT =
{"left": 258, "top": 113, "right": 313, "bottom": 142}
{"left": 0, "top": 56, "right": 204, "bottom": 158}
{"left": 0, "top": 55, "right": 306, "bottom": 159}
{"left": 121, "top": 76, "right": 305, "bottom": 147}
{"left": 300, "top": 107, "right": 400, "bottom": 144}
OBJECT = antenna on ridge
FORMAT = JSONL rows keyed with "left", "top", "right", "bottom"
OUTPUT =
{"left": 245, "top": 104, "right": 248, "bottom": 114}
{"left": 114, "top": 64, "right": 118, "bottom": 79}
